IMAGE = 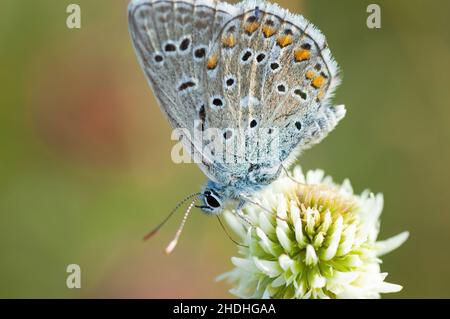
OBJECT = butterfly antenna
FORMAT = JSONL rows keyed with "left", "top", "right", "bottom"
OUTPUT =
{"left": 143, "top": 192, "right": 201, "bottom": 241}
{"left": 165, "top": 198, "right": 197, "bottom": 255}
{"left": 216, "top": 216, "right": 248, "bottom": 248}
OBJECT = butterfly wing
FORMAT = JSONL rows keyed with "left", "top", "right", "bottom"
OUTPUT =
{"left": 129, "top": 0, "right": 345, "bottom": 187}
{"left": 203, "top": 0, "right": 346, "bottom": 183}
{"left": 128, "top": 0, "right": 241, "bottom": 182}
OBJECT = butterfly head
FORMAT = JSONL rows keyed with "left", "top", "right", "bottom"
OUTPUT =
{"left": 198, "top": 183, "right": 226, "bottom": 215}
{"left": 199, "top": 189, "right": 224, "bottom": 214}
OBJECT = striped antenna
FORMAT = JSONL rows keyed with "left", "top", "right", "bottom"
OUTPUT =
{"left": 165, "top": 198, "right": 197, "bottom": 255}
{"left": 143, "top": 193, "right": 200, "bottom": 241}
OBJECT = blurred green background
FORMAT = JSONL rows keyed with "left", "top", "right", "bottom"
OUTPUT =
{"left": 0, "top": 0, "right": 449, "bottom": 298}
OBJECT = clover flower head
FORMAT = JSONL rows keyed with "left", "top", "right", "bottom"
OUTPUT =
{"left": 218, "top": 166, "right": 409, "bottom": 299}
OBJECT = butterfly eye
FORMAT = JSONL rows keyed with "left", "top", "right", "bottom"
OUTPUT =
{"left": 250, "top": 119, "right": 258, "bottom": 128}
{"left": 206, "top": 195, "right": 221, "bottom": 208}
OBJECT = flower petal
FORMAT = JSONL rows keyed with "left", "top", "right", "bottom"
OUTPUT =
{"left": 321, "top": 215, "right": 343, "bottom": 260}
{"left": 337, "top": 224, "right": 356, "bottom": 256}
{"left": 276, "top": 226, "right": 294, "bottom": 252}
{"left": 305, "top": 244, "right": 318, "bottom": 266}
{"left": 223, "top": 211, "right": 246, "bottom": 239}
{"left": 375, "top": 231, "right": 409, "bottom": 256}
{"left": 377, "top": 282, "right": 403, "bottom": 293}
{"left": 278, "top": 254, "right": 293, "bottom": 271}
{"left": 258, "top": 212, "right": 275, "bottom": 235}
{"left": 256, "top": 227, "right": 277, "bottom": 256}
{"left": 271, "top": 275, "right": 286, "bottom": 287}
{"left": 306, "top": 169, "right": 325, "bottom": 184}
{"left": 290, "top": 202, "right": 307, "bottom": 247}
{"left": 253, "top": 257, "right": 282, "bottom": 278}
{"left": 231, "top": 257, "right": 255, "bottom": 272}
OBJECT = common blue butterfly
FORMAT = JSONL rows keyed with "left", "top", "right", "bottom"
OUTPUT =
{"left": 128, "top": 0, "right": 345, "bottom": 249}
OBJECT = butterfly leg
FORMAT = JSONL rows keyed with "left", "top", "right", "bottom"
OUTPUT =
{"left": 216, "top": 215, "right": 248, "bottom": 248}
{"left": 236, "top": 199, "right": 246, "bottom": 211}
{"left": 232, "top": 211, "right": 254, "bottom": 229}
{"left": 238, "top": 195, "right": 271, "bottom": 214}
{"left": 280, "top": 164, "right": 306, "bottom": 185}
{"left": 231, "top": 200, "right": 255, "bottom": 227}
{"left": 238, "top": 194, "right": 288, "bottom": 223}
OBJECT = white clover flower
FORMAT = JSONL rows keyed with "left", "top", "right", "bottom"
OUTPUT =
{"left": 218, "top": 166, "right": 409, "bottom": 299}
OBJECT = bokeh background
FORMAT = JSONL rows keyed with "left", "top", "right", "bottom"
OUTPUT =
{"left": 0, "top": 0, "right": 449, "bottom": 298}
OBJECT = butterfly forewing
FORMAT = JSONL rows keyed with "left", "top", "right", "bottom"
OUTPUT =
{"left": 129, "top": 0, "right": 240, "bottom": 182}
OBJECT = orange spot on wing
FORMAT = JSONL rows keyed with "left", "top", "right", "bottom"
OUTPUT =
{"left": 262, "top": 25, "right": 276, "bottom": 38}
{"left": 222, "top": 33, "right": 236, "bottom": 48}
{"left": 312, "top": 76, "right": 325, "bottom": 88}
{"left": 244, "top": 22, "right": 260, "bottom": 34}
{"left": 317, "top": 90, "right": 325, "bottom": 100}
{"left": 294, "top": 48, "right": 311, "bottom": 62}
{"left": 276, "top": 35, "right": 293, "bottom": 48}
{"left": 207, "top": 54, "right": 218, "bottom": 70}
{"left": 305, "top": 70, "right": 316, "bottom": 79}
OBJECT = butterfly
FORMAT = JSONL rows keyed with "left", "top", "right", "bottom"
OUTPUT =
{"left": 128, "top": 0, "right": 345, "bottom": 250}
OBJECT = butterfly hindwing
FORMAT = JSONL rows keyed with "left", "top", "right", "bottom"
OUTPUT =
{"left": 202, "top": 1, "right": 345, "bottom": 173}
